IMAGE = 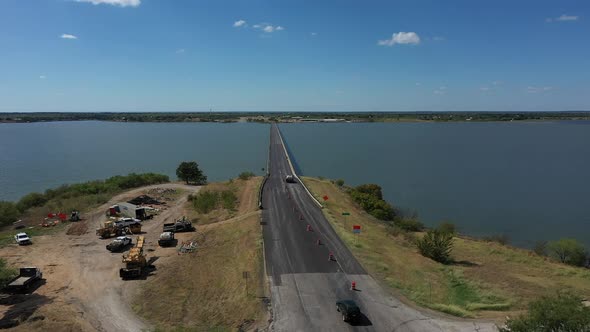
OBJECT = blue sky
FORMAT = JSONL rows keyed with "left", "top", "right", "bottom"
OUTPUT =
{"left": 0, "top": 0, "right": 588, "bottom": 112}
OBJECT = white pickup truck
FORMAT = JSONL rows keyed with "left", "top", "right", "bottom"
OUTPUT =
{"left": 14, "top": 232, "right": 31, "bottom": 245}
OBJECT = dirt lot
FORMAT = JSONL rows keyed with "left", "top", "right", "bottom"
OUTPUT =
{"left": 0, "top": 183, "right": 200, "bottom": 331}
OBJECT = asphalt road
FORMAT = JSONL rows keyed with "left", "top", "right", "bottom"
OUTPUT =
{"left": 261, "top": 124, "right": 498, "bottom": 332}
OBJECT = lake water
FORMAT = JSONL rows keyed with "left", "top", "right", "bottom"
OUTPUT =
{"left": 1, "top": 120, "right": 589, "bottom": 248}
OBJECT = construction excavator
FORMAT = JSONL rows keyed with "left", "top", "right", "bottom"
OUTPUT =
{"left": 96, "top": 219, "right": 142, "bottom": 239}
{"left": 119, "top": 235, "right": 147, "bottom": 280}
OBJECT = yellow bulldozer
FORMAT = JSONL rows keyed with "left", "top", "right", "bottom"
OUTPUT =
{"left": 96, "top": 220, "right": 142, "bottom": 239}
{"left": 120, "top": 235, "right": 147, "bottom": 279}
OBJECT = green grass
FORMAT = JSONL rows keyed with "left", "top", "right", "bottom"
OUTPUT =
{"left": 0, "top": 222, "right": 68, "bottom": 247}
{"left": 302, "top": 177, "right": 590, "bottom": 319}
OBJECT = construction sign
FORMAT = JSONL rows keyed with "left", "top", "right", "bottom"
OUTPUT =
{"left": 352, "top": 225, "right": 361, "bottom": 234}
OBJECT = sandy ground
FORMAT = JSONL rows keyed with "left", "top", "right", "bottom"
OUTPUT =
{"left": 0, "top": 183, "right": 200, "bottom": 332}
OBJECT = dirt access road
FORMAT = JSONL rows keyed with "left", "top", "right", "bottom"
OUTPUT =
{"left": 0, "top": 183, "right": 200, "bottom": 332}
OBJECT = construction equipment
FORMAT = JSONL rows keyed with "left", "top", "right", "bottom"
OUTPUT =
{"left": 96, "top": 219, "right": 142, "bottom": 239}
{"left": 163, "top": 216, "right": 194, "bottom": 233}
{"left": 120, "top": 236, "right": 147, "bottom": 279}
{"left": 69, "top": 211, "right": 80, "bottom": 222}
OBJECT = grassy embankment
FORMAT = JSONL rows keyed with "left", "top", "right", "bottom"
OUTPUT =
{"left": 303, "top": 177, "right": 590, "bottom": 319}
{"left": 134, "top": 176, "right": 267, "bottom": 331}
{"left": 0, "top": 173, "right": 170, "bottom": 247}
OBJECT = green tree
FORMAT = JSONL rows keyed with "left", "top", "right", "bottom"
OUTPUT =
{"left": 335, "top": 179, "right": 345, "bottom": 187}
{"left": 416, "top": 230, "right": 453, "bottom": 264}
{"left": 500, "top": 292, "right": 590, "bottom": 332}
{"left": 548, "top": 238, "right": 587, "bottom": 266}
{"left": 176, "top": 161, "right": 207, "bottom": 185}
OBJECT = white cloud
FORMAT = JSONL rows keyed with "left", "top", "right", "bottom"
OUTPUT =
{"left": 492, "top": 80, "right": 502, "bottom": 86}
{"left": 527, "top": 86, "right": 553, "bottom": 93}
{"left": 60, "top": 34, "right": 77, "bottom": 39}
{"left": 432, "top": 36, "right": 445, "bottom": 41}
{"left": 39, "top": 75, "right": 46, "bottom": 79}
{"left": 75, "top": 0, "right": 140, "bottom": 7}
{"left": 415, "top": 82, "right": 421, "bottom": 86}
{"left": 378, "top": 32, "right": 420, "bottom": 46}
{"left": 175, "top": 48, "right": 185, "bottom": 54}
{"left": 434, "top": 87, "right": 447, "bottom": 95}
{"left": 311, "top": 32, "right": 318, "bottom": 36}
{"left": 233, "top": 20, "right": 246, "bottom": 27}
{"left": 480, "top": 87, "right": 490, "bottom": 91}
{"left": 253, "top": 24, "right": 284, "bottom": 33}
{"left": 546, "top": 14, "right": 579, "bottom": 23}
{"left": 556, "top": 14, "right": 579, "bottom": 21}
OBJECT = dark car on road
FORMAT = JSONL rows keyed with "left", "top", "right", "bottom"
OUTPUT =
{"left": 336, "top": 299, "right": 361, "bottom": 323}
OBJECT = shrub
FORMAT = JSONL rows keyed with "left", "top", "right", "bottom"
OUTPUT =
{"left": 416, "top": 230, "right": 454, "bottom": 264}
{"left": 0, "top": 201, "right": 20, "bottom": 227}
{"left": 16, "top": 192, "right": 48, "bottom": 212}
{"left": 533, "top": 241, "right": 548, "bottom": 256}
{"left": 0, "top": 259, "right": 17, "bottom": 289}
{"left": 355, "top": 184, "right": 383, "bottom": 200}
{"left": 192, "top": 191, "right": 219, "bottom": 214}
{"left": 220, "top": 190, "right": 238, "bottom": 210}
{"left": 349, "top": 185, "right": 396, "bottom": 221}
{"left": 437, "top": 221, "right": 456, "bottom": 236}
{"left": 238, "top": 171, "right": 255, "bottom": 180}
{"left": 483, "top": 234, "right": 510, "bottom": 246}
{"left": 500, "top": 292, "right": 590, "bottom": 332}
{"left": 394, "top": 218, "right": 425, "bottom": 232}
{"left": 548, "top": 238, "right": 587, "bottom": 267}
{"left": 335, "top": 179, "right": 345, "bottom": 187}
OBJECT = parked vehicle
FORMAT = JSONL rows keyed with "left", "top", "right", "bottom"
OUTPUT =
{"left": 158, "top": 232, "right": 175, "bottom": 247}
{"left": 336, "top": 300, "right": 361, "bottom": 323}
{"left": 14, "top": 232, "right": 31, "bottom": 245}
{"left": 285, "top": 175, "right": 296, "bottom": 183}
{"left": 4, "top": 267, "right": 43, "bottom": 293}
{"left": 106, "top": 236, "right": 133, "bottom": 252}
{"left": 163, "top": 217, "right": 194, "bottom": 233}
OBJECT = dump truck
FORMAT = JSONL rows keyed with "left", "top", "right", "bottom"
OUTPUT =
{"left": 158, "top": 232, "right": 175, "bottom": 247}
{"left": 96, "top": 219, "right": 142, "bottom": 239}
{"left": 106, "top": 236, "right": 133, "bottom": 252}
{"left": 163, "top": 217, "right": 194, "bottom": 233}
{"left": 120, "top": 236, "right": 147, "bottom": 279}
{"left": 4, "top": 267, "right": 42, "bottom": 293}
{"left": 285, "top": 175, "right": 296, "bottom": 183}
